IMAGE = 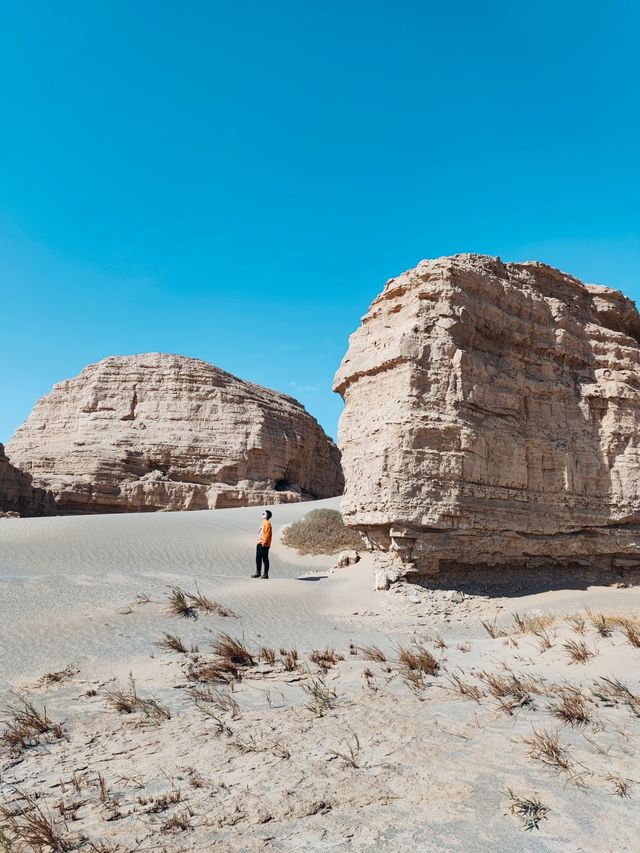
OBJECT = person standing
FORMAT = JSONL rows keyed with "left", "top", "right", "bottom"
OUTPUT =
{"left": 252, "top": 510, "right": 272, "bottom": 579}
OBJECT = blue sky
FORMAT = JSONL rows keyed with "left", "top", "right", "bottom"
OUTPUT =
{"left": 1, "top": 0, "right": 638, "bottom": 442}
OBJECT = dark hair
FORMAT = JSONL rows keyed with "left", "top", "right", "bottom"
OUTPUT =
{"left": 265, "top": 510, "right": 272, "bottom": 519}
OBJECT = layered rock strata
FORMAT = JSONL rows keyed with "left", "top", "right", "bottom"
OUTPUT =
{"left": 8, "top": 353, "right": 343, "bottom": 513}
{"left": 334, "top": 254, "right": 640, "bottom": 577}
{"left": 0, "top": 444, "right": 55, "bottom": 516}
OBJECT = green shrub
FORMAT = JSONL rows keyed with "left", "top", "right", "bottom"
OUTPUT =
{"left": 281, "top": 509, "right": 363, "bottom": 555}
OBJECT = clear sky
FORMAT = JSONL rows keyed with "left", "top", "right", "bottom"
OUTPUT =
{"left": 1, "top": 0, "right": 638, "bottom": 443}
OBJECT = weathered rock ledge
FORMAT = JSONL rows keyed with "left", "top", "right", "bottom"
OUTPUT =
{"left": 334, "top": 254, "right": 640, "bottom": 579}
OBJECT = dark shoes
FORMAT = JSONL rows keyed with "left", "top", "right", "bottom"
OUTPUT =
{"left": 251, "top": 573, "right": 261, "bottom": 578}
{"left": 252, "top": 573, "right": 269, "bottom": 579}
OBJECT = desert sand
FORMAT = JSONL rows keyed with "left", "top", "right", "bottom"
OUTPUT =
{"left": 1, "top": 500, "right": 639, "bottom": 851}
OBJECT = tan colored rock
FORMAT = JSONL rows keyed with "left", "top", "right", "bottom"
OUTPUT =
{"left": 0, "top": 444, "right": 55, "bottom": 516}
{"left": 7, "top": 353, "right": 343, "bottom": 514}
{"left": 334, "top": 254, "right": 640, "bottom": 576}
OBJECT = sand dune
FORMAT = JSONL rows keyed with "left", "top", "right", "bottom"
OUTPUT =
{"left": 0, "top": 498, "right": 383, "bottom": 696}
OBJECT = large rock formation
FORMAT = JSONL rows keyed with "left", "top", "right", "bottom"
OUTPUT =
{"left": 334, "top": 254, "right": 640, "bottom": 577}
{"left": 7, "top": 353, "right": 343, "bottom": 513}
{"left": 0, "top": 444, "right": 55, "bottom": 516}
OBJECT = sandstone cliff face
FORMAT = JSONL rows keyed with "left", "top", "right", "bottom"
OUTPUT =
{"left": 7, "top": 354, "right": 343, "bottom": 514}
{"left": 334, "top": 254, "right": 640, "bottom": 576}
{"left": 0, "top": 444, "right": 55, "bottom": 517}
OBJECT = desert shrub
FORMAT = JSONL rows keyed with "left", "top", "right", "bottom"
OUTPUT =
{"left": 281, "top": 509, "right": 363, "bottom": 555}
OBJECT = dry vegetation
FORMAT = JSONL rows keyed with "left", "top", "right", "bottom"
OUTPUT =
{"left": 359, "top": 644, "right": 387, "bottom": 662}
{"left": 2, "top": 603, "right": 639, "bottom": 850}
{"left": 166, "top": 585, "right": 236, "bottom": 619}
{"left": 281, "top": 508, "right": 363, "bottom": 555}
{"left": 1, "top": 695, "right": 64, "bottom": 754}
{"left": 563, "top": 639, "right": 595, "bottom": 664}
{"left": 309, "top": 648, "right": 344, "bottom": 672}
{"left": 105, "top": 675, "right": 171, "bottom": 722}
{"left": 548, "top": 687, "right": 592, "bottom": 726}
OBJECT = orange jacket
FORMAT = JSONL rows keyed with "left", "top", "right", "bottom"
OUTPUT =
{"left": 258, "top": 520, "right": 272, "bottom": 547}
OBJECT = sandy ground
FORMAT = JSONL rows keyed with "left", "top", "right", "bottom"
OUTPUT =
{"left": 1, "top": 500, "right": 639, "bottom": 852}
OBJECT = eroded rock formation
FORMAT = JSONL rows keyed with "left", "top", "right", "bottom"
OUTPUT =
{"left": 334, "top": 254, "right": 640, "bottom": 577}
{"left": 7, "top": 353, "right": 343, "bottom": 513}
{"left": 0, "top": 444, "right": 55, "bottom": 516}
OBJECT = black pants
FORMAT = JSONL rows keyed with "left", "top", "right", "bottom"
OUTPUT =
{"left": 256, "top": 544, "right": 270, "bottom": 577}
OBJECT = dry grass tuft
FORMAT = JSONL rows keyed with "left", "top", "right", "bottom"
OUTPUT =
{"left": 186, "top": 633, "right": 256, "bottom": 684}
{"left": 191, "top": 686, "right": 240, "bottom": 718}
{"left": 0, "top": 787, "right": 72, "bottom": 852}
{"left": 138, "top": 787, "right": 182, "bottom": 813}
{"left": 1, "top": 695, "right": 64, "bottom": 753}
{"left": 187, "top": 583, "right": 236, "bottom": 618}
{"left": 396, "top": 642, "right": 439, "bottom": 676}
{"left": 617, "top": 618, "right": 640, "bottom": 648}
{"left": 605, "top": 772, "right": 634, "bottom": 797}
{"left": 309, "top": 648, "right": 344, "bottom": 672}
{"left": 167, "top": 583, "right": 236, "bottom": 618}
{"left": 480, "top": 618, "right": 504, "bottom": 639}
{"left": 476, "top": 670, "right": 544, "bottom": 712}
{"left": 211, "top": 634, "right": 255, "bottom": 667}
{"left": 161, "top": 806, "right": 193, "bottom": 832}
{"left": 446, "top": 673, "right": 485, "bottom": 703}
{"left": 187, "top": 658, "right": 240, "bottom": 684}
{"left": 624, "top": 623, "right": 640, "bottom": 648}
{"left": 186, "top": 768, "right": 205, "bottom": 789}
{"left": 155, "top": 633, "right": 188, "bottom": 654}
{"left": 230, "top": 733, "right": 266, "bottom": 754}
{"left": 593, "top": 677, "right": 640, "bottom": 718}
{"left": 548, "top": 687, "right": 591, "bottom": 727}
{"left": 105, "top": 675, "right": 171, "bottom": 721}
{"left": 512, "top": 612, "right": 555, "bottom": 635}
{"left": 565, "top": 614, "right": 586, "bottom": 634}
{"left": 272, "top": 739, "right": 291, "bottom": 760}
{"left": 281, "top": 648, "right": 299, "bottom": 672}
{"left": 504, "top": 788, "right": 550, "bottom": 831}
{"left": 563, "top": 639, "right": 595, "bottom": 665}
{"left": 359, "top": 644, "right": 386, "bottom": 663}
{"left": 281, "top": 508, "right": 363, "bottom": 555}
{"left": 589, "top": 611, "right": 612, "bottom": 638}
{"left": 396, "top": 641, "right": 439, "bottom": 693}
{"left": 259, "top": 646, "right": 276, "bottom": 666}
{"left": 195, "top": 703, "right": 234, "bottom": 735}
{"left": 534, "top": 629, "right": 555, "bottom": 653}
{"left": 329, "top": 732, "right": 361, "bottom": 768}
{"left": 166, "top": 587, "right": 197, "bottom": 619}
{"left": 522, "top": 727, "right": 572, "bottom": 773}
{"left": 301, "top": 674, "right": 337, "bottom": 716}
